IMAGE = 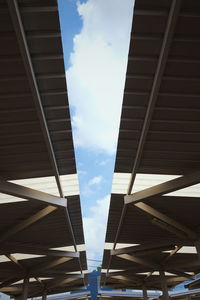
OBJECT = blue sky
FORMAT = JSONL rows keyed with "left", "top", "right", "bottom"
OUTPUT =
{"left": 58, "top": 0, "right": 134, "bottom": 268}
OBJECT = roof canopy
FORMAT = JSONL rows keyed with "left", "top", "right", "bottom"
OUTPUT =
{"left": 102, "top": 0, "right": 200, "bottom": 291}
{"left": 0, "top": 0, "right": 87, "bottom": 297}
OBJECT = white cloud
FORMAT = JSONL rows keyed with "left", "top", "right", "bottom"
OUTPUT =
{"left": 66, "top": 0, "right": 134, "bottom": 154}
{"left": 88, "top": 175, "right": 103, "bottom": 186}
{"left": 98, "top": 159, "right": 109, "bottom": 166}
{"left": 78, "top": 170, "right": 87, "bottom": 176}
{"left": 83, "top": 195, "right": 110, "bottom": 265}
{"left": 82, "top": 175, "right": 103, "bottom": 196}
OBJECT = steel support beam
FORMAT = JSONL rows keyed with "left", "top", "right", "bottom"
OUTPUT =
{"left": 0, "top": 180, "right": 66, "bottom": 207}
{"left": 7, "top": 1, "right": 84, "bottom": 280}
{"left": 162, "top": 245, "right": 182, "bottom": 263}
{"left": 0, "top": 206, "right": 57, "bottom": 243}
{"left": 169, "top": 259, "right": 200, "bottom": 270}
{"left": 151, "top": 218, "right": 188, "bottom": 240}
{"left": 111, "top": 244, "right": 175, "bottom": 256}
{"left": 6, "top": 254, "right": 26, "bottom": 272}
{"left": 22, "top": 278, "right": 29, "bottom": 300}
{"left": 160, "top": 271, "right": 169, "bottom": 300}
{"left": 125, "top": 171, "right": 200, "bottom": 204}
{"left": 46, "top": 277, "right": 79, "bottom": 290}
{"left": 127, "top": 0, "right": 181, "bottom": 193}
{"left": 30, "top": 257, "right": 73, "bottom": 273}
{"left": 7, "top": 0, "right": 63, "bottom": 197}
{"left": 144, "top": 272, "right": 153, "bottom": 281}
{"left": 1, "top": 244, "right": 79, "bottom": 258}
{"left": 134, "top": 202, "right": 197, "bottom": 240}
{"left": 107, "top": 271, "right": 142, "bottom": 284}
{"left": 195, "top": 241, "right": 200, "bottom": 261}
{"left": 105, "top": 1, "right": 182, "bottom": 281}
{"left": 110, "top": 275, "right": 141, "bottom": 286}
{"left": 167, "top": 270, "right": 193, "bottom": 280}
{"left": 0, "top": 286, "right": 21, "bottom": 293}
{"left": 185, "top": 278, "right": 200, "bottom": 290}
{"left": 0, "top": 277, "right": 23, "bottom": 289}
{"left": 42, "top": 290, "right": 47, "bottom": 300}
{"left": 142, "top": 285, "right": 148, "bottom": 300}
{"left": 35, "top": 276, "right": 45, "bottom": 288}
{"left": 117, "top": 253, "right": 160, "bottom": 270}
{"left": 32, "top": 273, "right": 83, "bottom": 279}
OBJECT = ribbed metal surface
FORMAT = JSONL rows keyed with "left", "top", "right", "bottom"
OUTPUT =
{"left": 3, "top": 279, "right": 87, "bottom": 298}
{"left": 102, "top": 0, "right": 200, "bottom": 291}
{"left": 101, "top": 273, "right": 187, "bottom": 290}
{"left": 0, "top": 0, "right": 75, "bottom": 180}
{"left": 105, "top": 195, "right": 200, "bottom": 244}
{"left": 115, "top": 0, "right": 200, "bottom": 175}
{"left": 0, "top": 0, "right": 87, "bottom": 296}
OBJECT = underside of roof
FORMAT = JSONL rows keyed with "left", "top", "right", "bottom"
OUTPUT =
{"left": 0, "top": 0, "right": 87, "bottom": 298}
{"left": 101, "top": 0, "right": 200, "bottom": 292}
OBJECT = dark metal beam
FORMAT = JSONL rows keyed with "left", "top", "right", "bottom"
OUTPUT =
{"left": 162, "top": 245, "right": 181, "bottom": 263}
{"left": 160, "top": 271, "right": 169, "bottom": 300}
{"left": 185, "top": 278, "right": 200, "bottom": 289}
{"left": 0, "top": 277, "right": 23, "bottom": 289}
{"left": 1, "top": 244, "right": 79, "bottom": 258}
{"left": 7, "top": 0, "right": 85, "bottom": 282}
{"left": 22, "top": 278, "right": 29, "bottom": 300}
{"left": 111, "top": 244, "right": 175, "bottom": 256}
{"left": 110, "top": 275, "right": 142, "bottom": 286}
{"left": 142, "top": 285, "right": 148, "bottom": 300}
{"left": 117, "top": 253, "right": 160, "bottom": 270}
{"left": 134, "top": 202, "right": 197, "bottom": 240}
{"left": 125, "top": 171, "right": 200, "bottom": 204}
{"left": 0, "top": 179, "right": 66, "bottom": 208}
{"left": 7, "top": 0, "right": 63, "bottom": 198}
{"left": 166, "top": 270, "right": 194, "bottom": 280}
{"left": 46, "top": 276, "right": 82, "bottom": 290}
{"left": 0, "top": 206, "right": 57, "bottom": 243}
{"left": 42, "top": 290, "right": 47, "bottom": 300}
{"left": 127, "top": 0, "right": 181, "bottom": 194}
{"left": 31, "top": 272, "right": 83, "bottom": 278}
{"left": 0, "top": 286, "right": 21, "bottom": 293}
{"left": 6, "top": 254, "right": 26, "bottom": 272}
{"left": 30, "top": 257, "right": 73, "bottom": 273}
{"left": 105, "top": 1, "right": 182, "bottom": 282}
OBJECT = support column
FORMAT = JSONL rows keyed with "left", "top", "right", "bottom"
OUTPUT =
{"left": 159, "top": 271, "right": 169, "bottom": 300}
{"left": 195, "top": 241, "right": 200, "bottom": 261}
{"left": 42, "top": 290, "right": 47, "bottom": 300}
{"left": 187, "top": 295, "right": 191, "bottom": 300}
{"left": 142, "top": 285, "right": 148, "bottom": 300}
{"left": 22, "top": 277, "right": 29, "bottom": 300}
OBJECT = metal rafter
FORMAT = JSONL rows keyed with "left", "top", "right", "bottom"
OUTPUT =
{"left": 5, "top": 254, "right": 26, "bottom": 272}
{"left": 125, "top": 171, "right": 200, "bottom": 204}
{"left": 134, "top": 202, "right": 197, "bottom": 240}
{"left": 1, "top": 244, "right": 79, "bottom": 258}
{"left": 0, "top": 206, "right": 57, "bottom": 243}
{"left": 7, "top": 0, "right": 63, "bottom": 197}
{"left": 0, "top": 277, "right": 23, "bottom": 289}
{"left": 29, "top": 257, "right": 73, "bottom": 274}
{"left": 127, "top": 0, "right": 181, "bottom": 194}
{"left": 117, "top": 253, "right": 160, "bottom": 270}
{"left": 110, "top": 275, "right": 142, "bottom": 286}
{"left": 105, "top": 0, "right": 182, "bottom": 282}
{"left": 5, "top": 255, "right": 46, "bottom": 290}
{"left": 7, "top": 2, "right": 82, "bottom": 276}
{"left": 0, "top": 180, "right": 66, "bottom": 208}
{"left": 111, "top": 244, "right": 175, "bottom": 256}
{"left": 46, "top": 277, "right": 80, "bottom": 290}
